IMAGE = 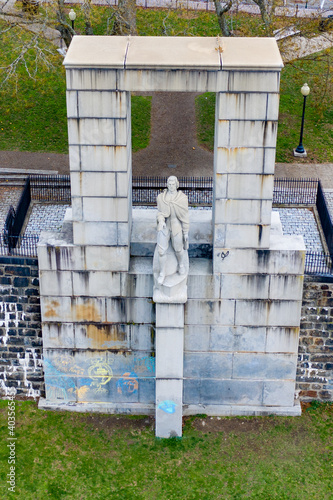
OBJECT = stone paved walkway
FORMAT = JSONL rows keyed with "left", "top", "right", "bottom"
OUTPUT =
{"left": 274, "top": 207, "right": 324, "bottom": 252}
{"left": 24, "top": 203, "right": 70, "bottom": 236}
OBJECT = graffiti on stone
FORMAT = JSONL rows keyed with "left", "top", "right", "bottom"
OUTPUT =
{"left": 117, "top": 372, "right": 138, "bottom": 395}
{"left": 157, "top": 400, "right": 177, "bottom": 414}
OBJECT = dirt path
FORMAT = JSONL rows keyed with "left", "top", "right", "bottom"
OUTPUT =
{"left": 133, "top": 92, "right": 213, "bottom": 178}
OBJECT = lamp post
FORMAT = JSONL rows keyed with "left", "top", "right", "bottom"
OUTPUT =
{"left": 293, "top": 83, "right": 310, "bottom": 157}
{"left": 69, "top": 9, "right": 76, "bottom": 31}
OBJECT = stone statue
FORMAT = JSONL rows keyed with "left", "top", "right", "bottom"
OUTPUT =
{"left": 153, "top": 176, "right": 189, "bottom": 303}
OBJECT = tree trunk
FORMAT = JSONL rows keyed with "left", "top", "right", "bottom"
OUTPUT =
{"left": 111, "top": 0, "right": 137, "bottom": 36}
{"left": 55, "top": 0, "right": 74, "bottom": 47}
{"left": 252, "top": 0, "right": 274, "bottom": 32}
{"left": 213, "top": 0, "right": 233, "bottom": 37}
{"left": 82, "top": 0, "right": 94, "bottom": 36}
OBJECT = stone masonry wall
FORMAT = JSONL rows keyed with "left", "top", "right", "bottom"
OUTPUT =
{"left": 1, "top": 258, "right": 332, "bottom": 405}
{"left": 0, "top": 257, "right": 44, "bottom": 398}
{"left": 297, "top": 277, "right": 333, "bottom": 401}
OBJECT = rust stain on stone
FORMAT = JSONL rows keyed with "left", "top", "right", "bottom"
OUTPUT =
{"left": 75, "top": 302, "right": 101, "bottom": 322}
{"left": 44, "top": 300, "right": 60, "bottom": 318}
{"left": 86, "top": 324, "right": 126, "bottom": 349}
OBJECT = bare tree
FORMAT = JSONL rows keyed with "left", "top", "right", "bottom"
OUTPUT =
{"left": 213, "top": 0, "right": 233, "bottom": 37}
{"left": 109, "top": 0, "right": 137, "bottom": 36}
{"left": 252, "top": 0, "right": 275, "bottom": 33}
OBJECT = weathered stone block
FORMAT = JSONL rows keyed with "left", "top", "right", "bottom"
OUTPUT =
{"left": 66, "top": 68, "right": 118, "bottom": 91}
{"left": 184, "top": 352, "right": 232, "bottom": 378}
{"left": 263, "top": 380, "right": 296, "bottom": 406}
{"left": 218, "top": 93, "right": 268, "bottom": 121}
{"left": 71, "top": 172, "right": 116, "bottom": 197}
{"left": 72, "top": 271, "right": 121, "bottom": 297}
{"left": 76, "top": 91, "right": 128, "bottom": 118}
{"left": 39, "top": 271, "right": 73, "bottom": 297}
{"left": 226, "top": 174, "right": 274, "bottom": 200}
{"left": 77, "top": 145, "right": 128, "bottom": 172}
{"left": 266, "top": 327, "right": 300, "bottom": 353}
{"left": 224, "top": 223, "right": 270, "bottom": 249}
{"left": 156, "top": 379, "right": 183, "bottom": 438}
{"left": 233, "top": 353, "right": 297, "bottom": 379}
{"left": 225, "top": 71, "right": 280, "bottom": 93}
{"left": 130, "top": 324, "right": 155, "bottom": 351}
{"left": 215, "top": 147, "right": 269, "bottom": 175}
{"left": 156, "top": 328, "right": 183, "bottom": 378}
{"left": 235, "top": 299, "right": 302, "bottom": 327}
{"left": 185, "top": 299, "right": 235, "bottom": 326}
{"left": 269, "top": 275, "right": 304, "bottom": 301}
{"left": 74, "top": 323, "right": 129, "bottom": 350}
{"left": 187, "top": 274, "right": 220, "bottom": 299}
{"left": 214, "top": 199, "right": 272, "bottom": 225}
{"left": 42, "top": 322, "right": 75, "bottom": 349}
{"left": 120, "top": 272, "right": 154, "bottom": 298}
{"left": 74, "top": 221, "right": 114, "bottom": 246}
{"left": 85, "top": 246, "right": 129, "bottom": 272}
{"left": 82, "top": 197, "right": 128, "bottom": 223}
{"left": 220, "top": 274, "right": 269, "bottom": 300}
{"left": 156, "top": 304, "right": 184, "bottom": 328}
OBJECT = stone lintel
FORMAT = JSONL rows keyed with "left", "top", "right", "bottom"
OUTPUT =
{"left": 64, "top": 36, "right": 283, "bottom": 73}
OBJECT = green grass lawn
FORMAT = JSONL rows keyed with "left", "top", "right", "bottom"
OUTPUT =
{"left": 0, "top": 400, "right": 332, "bottom": 499}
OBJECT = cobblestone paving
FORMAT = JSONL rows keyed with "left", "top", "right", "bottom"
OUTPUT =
{"left": 25, "top": 203, "right": 69, "bottom": 236}
{"left": 274, "top": 208, "right": 324, "bottom": 252}
{"left": 0, "top": 186, "right": 22, "bottom": 230}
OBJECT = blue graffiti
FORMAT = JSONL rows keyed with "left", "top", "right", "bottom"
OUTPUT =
{"left": 158, "top": 400, "right": 177, "bottom": 414}
{"left": 117, "top": 372, "right": 138, "bottom": 395}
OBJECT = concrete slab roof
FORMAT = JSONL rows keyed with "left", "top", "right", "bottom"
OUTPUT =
{"left": 64, "top": 36, "right": 283, "bottom": 71}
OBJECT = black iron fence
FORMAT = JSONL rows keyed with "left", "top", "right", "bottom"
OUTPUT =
{"left": 0, "top": 233, "right": 39, "bottom": 257}
{"left": 30, "top": 174, "right": 71, "bottom": 203}
{"left": 305, "top": 252, "right": 333, "bottom": 276}
{"left": 132, "top": 176, "right": 213, "bottom": 206}
{"left": 316, "top": 181, "right": 333, "bottom": 255}
{"left": 1, "top": 175, "right": 333, "bottom": 276}
{"left": 273, "top": 177, "right": 318, "bottom": 205}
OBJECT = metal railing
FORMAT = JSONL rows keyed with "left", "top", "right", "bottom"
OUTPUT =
{"left": 132, "top": 176, "right": 213, "bottom": 206}
{"left": 316, "top": 181, "right": 333, "bottom": 255}
{"left": 30, "top": 174, "right": 71, "bottom": 203}
{"left": 305, "top": 252, "right": 333, "bottom": 276}
{"left": 1, "top": 175, "right": 333, "bottom": 277}
{"left": 273, "top": 177, "right": 318, "bottom": 205}
{"left": 3, "top": 178, "right": 31, "bottom": 252}
{"left": 0, "top": 234, "right": 39, "bottom": 257}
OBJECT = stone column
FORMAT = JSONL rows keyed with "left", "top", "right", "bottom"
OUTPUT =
{"left": 213, "top": 71, "right": 280, "bottom": 272}
{"left": 67, "top": 78, "right": 132, "bottom": 271}
{"left": 155, "top": 303, "right": 184, "bottom": 438}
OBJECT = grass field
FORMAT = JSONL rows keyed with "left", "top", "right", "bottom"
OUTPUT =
{"left": 0, "top": 400, "right": 332, "bottom": 499}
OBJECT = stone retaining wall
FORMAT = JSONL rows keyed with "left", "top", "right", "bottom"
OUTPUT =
{"left": 0, "top": 257, "right": 43, "bottom": 398}
{"left": 1, "top": 258, "right": 332, "bottom": 404}
{"left": 297, "top": 277, "right": 333, "bottom": 402}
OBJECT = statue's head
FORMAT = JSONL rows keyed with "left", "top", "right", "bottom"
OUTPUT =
{"left": 167, "top": 176, "right": 179, "bottom": 191}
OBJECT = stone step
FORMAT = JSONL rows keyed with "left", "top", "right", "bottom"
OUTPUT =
{"left": 0, "top": 169, "right": 59, "bottom": 186}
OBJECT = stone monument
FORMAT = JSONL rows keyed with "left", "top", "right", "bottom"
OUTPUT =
{"left": 38, "top": 36, "right": 305, "bottom": 440}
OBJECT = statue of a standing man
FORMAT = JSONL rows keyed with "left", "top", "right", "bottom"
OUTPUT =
{"left": 156, "top": 176, "right": 189, "bottom": 285}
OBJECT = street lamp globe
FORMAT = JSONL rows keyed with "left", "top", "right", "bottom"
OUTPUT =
{"left": 69, "top": 9, "right": 76, "bottom": 30}
{"left": 69, "top": 9, "right": 76, "bottom": 22}
{"left": 301, "top": 83, "right": 310, "bottom": 97}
